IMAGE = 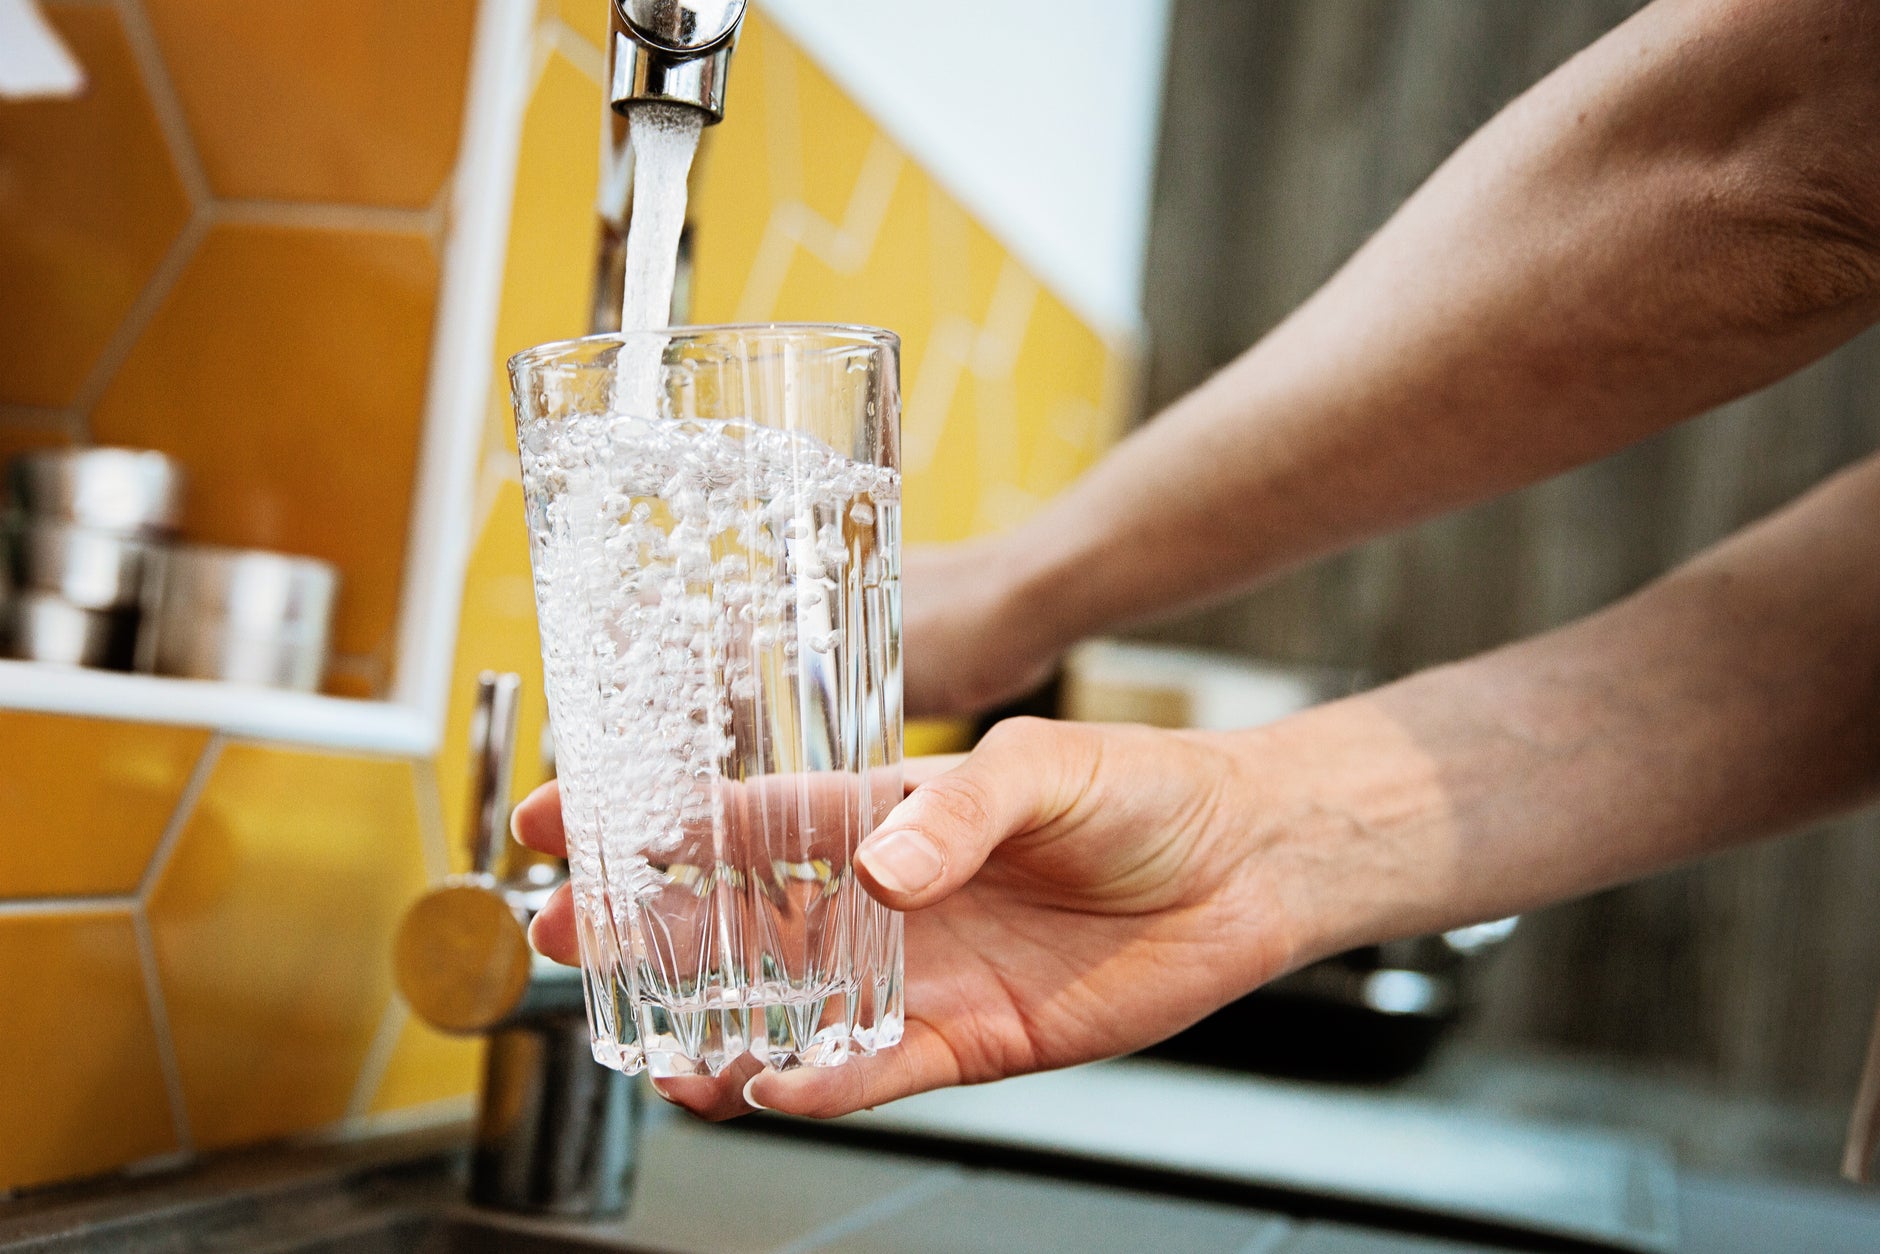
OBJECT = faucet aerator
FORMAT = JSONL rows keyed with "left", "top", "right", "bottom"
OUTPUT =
{"left": 610, "top": 0, "right": 745, "bottom": 123}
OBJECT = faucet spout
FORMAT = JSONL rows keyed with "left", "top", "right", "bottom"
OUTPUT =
{"left": 610, "top": 0, "right": 746, "bottom": 122}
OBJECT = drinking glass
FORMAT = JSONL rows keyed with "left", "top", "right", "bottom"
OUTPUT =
{"left": 509, "top": 325, "right": 903, "bottom": 1077}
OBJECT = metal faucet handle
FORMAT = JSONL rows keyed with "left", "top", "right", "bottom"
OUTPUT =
{"left": 467, "top": 670, "right": 522, "bottom": 878}
{"left": 396, "top": 679, "right": 634, "bottom": 1217}
{"left": 618, "top": 0, "right": 745, "bottom": 53}
{"left": 396, "top": 671, "right": 579, "bottom": 1037}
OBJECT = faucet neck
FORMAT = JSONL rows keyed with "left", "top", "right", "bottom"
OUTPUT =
{"left": 473, "top": 1020, "right": 640, "bottom": 1216}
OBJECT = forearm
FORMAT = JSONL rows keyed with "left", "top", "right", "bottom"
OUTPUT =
{"left": 1257, "top": 453, "right": 1880, "bottom": 965}
{"left": 997, "top": 0, "right": 1880, "bottom": 659}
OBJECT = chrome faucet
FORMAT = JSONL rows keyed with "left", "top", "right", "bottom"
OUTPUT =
{"left": 609, "top": 0, "right": 747, "bottom": 122}
{"left": 590, "top": 0, "right": 740, "bottom": 331}
{"left": 395, "top": 673, "right": 638, "bottom": 1217}
{"left": 392, "top": 2, "right": 753, "bottom": 1218}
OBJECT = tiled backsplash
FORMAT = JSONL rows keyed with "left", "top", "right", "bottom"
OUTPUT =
{"left": 0, "top": 3, "right": 1131, "bottom": 1195}
{"left": 0, "top": 0, "right": 476, "bottom": 691}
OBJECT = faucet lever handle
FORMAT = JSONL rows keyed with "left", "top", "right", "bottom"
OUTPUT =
{"left": 467, "top": 670, "right": 523, "bottom": 877}
{"left": 617, "top": 0, "right": 745, "bottom": 53}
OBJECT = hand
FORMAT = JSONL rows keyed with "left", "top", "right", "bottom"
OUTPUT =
{"left": 901, "top": 540, "right": 1060, "bottom": 719}
{"left": 511, "top": 716, "right": 1313, "bottom": 1120}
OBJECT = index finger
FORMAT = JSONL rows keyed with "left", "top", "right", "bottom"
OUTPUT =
{"left": 510, "top": 758, "right": 961, "bottom": 862}
{"left": 902, "top": 753, "right": 965, "bottom": 789}
{"left": 511, "top": 780, "right": 565, "bottom": 857}
{"left": 745, "top": 1018, "right": 963, "bottom": 1118}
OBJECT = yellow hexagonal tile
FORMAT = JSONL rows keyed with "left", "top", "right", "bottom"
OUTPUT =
{"left": 92, "top": 223, "right": 437, "bottom": 665}
{"left": 0, "top": 713, "right": 210, "bottom": 900}
{"left": 0, "top": 910, "right": 177, "bottom": 1191}
{"left": 0, "top": 6, "right": 191, "bottom": 408}
{"left": 771, "top": 28, "right": 884, "bottom": 235}
{"left": 554, "top": 0, "right": 614, "bottom": 52}
{"left": 492, "top": 50, "right": 602, "bottom": 370}
{"left": 320, "top": 665, "right": 380, "bottom": 701}
{"left": 147, "top": 744, "right": 429, "bottom": 1151}
{"left": 919, "top": 368, "right": 1008, "bottom": 544}
{"left": 688, "top": 25, "right": 781, "bottom": 323}
{"left": 367, "top": 1013, "right": 482, "bottom": 1114}
{"left": 142, "top": 0, "right": 476, "bottom": 208}
{"left": 0, "top": 419, "right": 74, "bottom": 470}
{"left": 482, "top": 46, "right": 602, "bottom": 468}
{"left": 774, "top": 167, "right": 933, "bottom": 334}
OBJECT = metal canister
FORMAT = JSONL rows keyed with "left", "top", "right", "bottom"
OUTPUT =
{"left": 147, "top": 545, "right": 338, "bottom": 691}
{"left": 5, "top": 590, "right": 141, "bottom": 670}
{"left": 2, "top": 448, "right": 184, "bottom": 669}
{"left": 7, "top": 518, "right": 165, "bottom": 611}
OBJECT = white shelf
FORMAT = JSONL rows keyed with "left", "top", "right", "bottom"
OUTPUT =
{"left": 0, "top": 659, "right": 435, "bottom": 755}
{"left": 0, "top": 1, "right": 539, "bottom": 760}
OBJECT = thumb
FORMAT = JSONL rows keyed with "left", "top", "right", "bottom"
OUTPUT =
{"left": 855, "top": 717, "right": 1082, "bottom": 909}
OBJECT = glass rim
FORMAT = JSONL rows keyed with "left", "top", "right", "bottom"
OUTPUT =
{"left": 508, "top": 322, "right": 900, "bottom": 377}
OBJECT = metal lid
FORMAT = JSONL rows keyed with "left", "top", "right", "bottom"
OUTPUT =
{"left": 7, "top": 447, "right": 184, "bottom": 535}
{"left": 158, "top": 544, "right": 338, "bottom": 633}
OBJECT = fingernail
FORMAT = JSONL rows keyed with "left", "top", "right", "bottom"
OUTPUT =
{"left": 858, "top": 828, "right": 944, "bottom": 895}
{"left": 741, "top": 1074, "right": 769, "bottom": 1111}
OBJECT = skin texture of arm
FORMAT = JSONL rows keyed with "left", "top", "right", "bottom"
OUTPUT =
{"left": 908, "top": 0, "right": 1880, "bottom": 719}
{"left": 512, "top": 451, "right": 1880, "bottom": 1120}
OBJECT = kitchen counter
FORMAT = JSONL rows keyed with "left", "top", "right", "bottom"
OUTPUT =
{"left": 5, "top": 1067, "right": 1880, "bottom": 1253}
{"left": 1394, "top": 1042, "right": 1852, "bottom": 1185}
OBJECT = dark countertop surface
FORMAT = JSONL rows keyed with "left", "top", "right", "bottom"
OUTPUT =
{"left": 618, "top": 1112, "right": 1880, "bottom": 1254}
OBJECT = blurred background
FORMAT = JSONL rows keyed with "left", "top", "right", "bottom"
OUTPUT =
{"left": 1124, "top": 0, "right": 1880, "bottom": 1179}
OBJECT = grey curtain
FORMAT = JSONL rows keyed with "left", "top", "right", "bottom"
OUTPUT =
{"left": 1139, "top": 0, "right": 1880, "bottom": 1111}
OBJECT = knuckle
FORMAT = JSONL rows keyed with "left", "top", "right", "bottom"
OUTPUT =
{"left": 982, "top": 714, "right": 1097, "bottom": 802}
{"left": 983, "top": 714, "right": 1054, "bottom": 750}
{"left": 920, "top": 774, "right": 999, "bottom": 837}
{"left": 804, "top": 1069, "right": 865, "bottom": 1120}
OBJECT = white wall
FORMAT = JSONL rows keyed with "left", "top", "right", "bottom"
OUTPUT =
{"left": 759, "top": 0, "right": 1173, "bottom": 339}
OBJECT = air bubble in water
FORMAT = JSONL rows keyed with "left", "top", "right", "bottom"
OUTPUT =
{"left": 518, "top": 412, "right": 901, "bottom": 1065}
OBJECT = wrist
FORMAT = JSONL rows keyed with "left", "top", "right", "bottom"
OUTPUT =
{"left": 1218, "top": 697, "right": 1458, "bottom": 974}
{"left": 902, "top": 531, "right": 1072, "bottom": 718}
{"left": 991, "top": 515, "right": 1112, "bottom": 673}
{"left": 945, "top": 529, "right": 1081, "bottom": 703}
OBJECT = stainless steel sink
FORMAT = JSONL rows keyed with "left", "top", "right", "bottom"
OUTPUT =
{"left": 268, "top": 1215, "right": 657, "bottom": 1254}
